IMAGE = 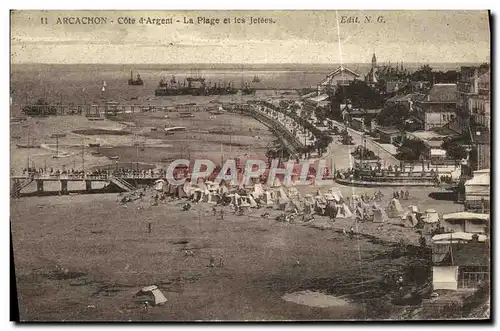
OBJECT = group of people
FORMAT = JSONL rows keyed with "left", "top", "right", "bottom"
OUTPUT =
{"left": 393, "top": 189, "right": 410, "bottom": 200}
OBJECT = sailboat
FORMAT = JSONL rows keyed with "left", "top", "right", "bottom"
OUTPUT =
{"left": 252, "top": 75, "right": 261, "bottom": 83}
{"left": 16, "top": 126, "right": 41, "bottom": 149}
{"left": 100, "top": 81, "right": 108, "bottom": 100}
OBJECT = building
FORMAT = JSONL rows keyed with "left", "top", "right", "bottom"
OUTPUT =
{"left": 432, "top": 240, "right": 489, "bottom": 291}
{"left": 385, "top": 92, "right": 427, "bottom": 112}
{"left": 441, "top": 212, "right": 489, "bottom": 234}
{"left": 413, "top": 83, "right": 457, "bottom": 131}
{"left": 317, "top": 66, "right": 360, "bottom": 95}
{"left": 451, "top": 66, "right": 490, "bottom": 133}
{"left": 375, "top": 126, "right": 403, "bottom": 144}
{"left": 365, "top": 53, "right": 408, "bottom": 93}
{"left": 464, "top": 169, "right": 490, "bottom": 212}
{"left": 406, "top": 131, "right": 452, "bottom": 161}
{"left": 351, "top": 117, "right": 365, "bottom": 131}
{"left": 471, "top": 71, "right": 491, "bottom": 130}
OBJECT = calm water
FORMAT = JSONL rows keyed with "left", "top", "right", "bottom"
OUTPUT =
{"left": 11, "top": 62, "right": 474, "bottom": 106}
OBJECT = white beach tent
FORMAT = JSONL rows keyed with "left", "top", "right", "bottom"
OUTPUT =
{"left": 271, "top": 176, "right": 283, "bottom": 187}
{"left": 465, "top": 169, "right": 490, "bottom": 206}
{"left": 191, "top": 188, "right": 204, "bottom": 202}
{"left": 154, "top": 179, "right": 167, "bottom": 191}
{"left": 183, "top": 181, "right": 193, "bottom": 198}
{"left": 252, "top": 183, "right": 265, "bottom": 199}
{"left": 247, "top": 195, "right": 258, "bottom": 208}
{"left": 328, "top": 187, "right": 344, "bottom": 203}
{"left": 432, "top": 232, "right": 488, "bottom": 244}
{"left": 303, "top": 194, "right": 316, "bottom": 214}
{"left": 287, "top": 187, "right": 300, "bottom": 200}
{"left": 261, "top": 190, "right": 275, "bottom": 205}
{"left": 202, "top": 189, "right": 217, "bottom": 204}
{"left": 422, "top": 208, "right": 440, "bottom": 223}
{"left": 335, "top": 203, "right": 353, "bottom": 219}
{"left": 372, "top": 206, "right": 388, "bottom": 223}
{"left": 276, "top": 188, "right": 290, "bottom": 204}
{"left": 386, "top": 198, "right": 405, "bottom": 218}
{"left": 134, "top": 285, "right": 167, "bottom": 306}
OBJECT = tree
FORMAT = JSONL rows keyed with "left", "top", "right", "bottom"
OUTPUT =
{"left": 22, "top": 98, "right": 57, "bottom": 116}
{"left": 442, "top": 138, "right": 468, "bottom": 160}
{"left": 412, "top": 64, "right": 433, "bottom": 82}
{"left": 376, "top": 103, "right": 410, "bottom": 131}
{"left": 396, "top": 139, "right": 427, "bottom": 161}
{"left": 330, "top": 80, "right": 384, "bottom": 111}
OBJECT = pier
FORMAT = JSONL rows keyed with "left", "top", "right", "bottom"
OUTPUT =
{"left": 10, "top": 173, "right": 163, "bottom": 197}
{"left": 19, "top": 103, "right": 174, "bottom": 116}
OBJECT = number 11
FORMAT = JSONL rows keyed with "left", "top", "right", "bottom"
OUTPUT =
{"left": 41, "top": 17, "right": 48, "bottom": 24}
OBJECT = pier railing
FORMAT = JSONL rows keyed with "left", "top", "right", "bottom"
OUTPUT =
{"left": 13, "top": 172, "right": 164, "bottom": 181}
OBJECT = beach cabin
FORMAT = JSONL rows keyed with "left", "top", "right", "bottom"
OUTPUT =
{"left": 465, "top": 169, "right": 490, "bottom": 212}
{"left": 441, "top": 212, "right": 489, "bottom": 234}
{"left": 432, "top": 240, "right": 489, "bottom": 291}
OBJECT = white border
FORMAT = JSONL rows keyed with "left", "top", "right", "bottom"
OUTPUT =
{"left": 3, "top": 1, "right": 498, "bottom": 330}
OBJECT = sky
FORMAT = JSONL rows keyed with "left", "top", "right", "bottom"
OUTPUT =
{"left": 10, "top": 10, "right": 491, "bottom": 64}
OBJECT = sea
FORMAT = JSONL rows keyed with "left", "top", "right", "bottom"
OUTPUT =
{"left": 10, "top": 62, "right": 480, "bottom": 107}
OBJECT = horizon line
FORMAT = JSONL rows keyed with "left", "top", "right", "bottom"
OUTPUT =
{"left": 11, "top": 61, "right": 488, "bottom": 65}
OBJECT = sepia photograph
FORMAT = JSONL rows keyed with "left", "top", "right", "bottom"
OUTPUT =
{"left": 9, "top": 9, "right": 491, "bottom": 321}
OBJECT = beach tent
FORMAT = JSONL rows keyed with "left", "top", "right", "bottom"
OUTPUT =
{"left": 465, "top": 169, "right": 490, "bottom": 209}
{"left": 386, "top": 198, "right": 404, "bottom": 218}
{"left": 355, "top": 206, "right": 364, "bottom": 219}
{"left": 323, "top": 193, "right": 335, "bottom": 202}
{"left": 191, "top": 188, "right": 203, "bottom": 202}
{"left": 261, "top": 190, "right": 275, "bottom": 205}
{"left": 271, "top": 176, "right": 283, "bottom": 187}
{"left": 303, "top": 194, "right": 316, "bottom": 214}
{"left": 202, "top": 190, "right": 217, "bottom": 204}
{"left": 328, "top": 187, "right": 343, "bottom": 202}
{"left": 408, "top": 205, "right": 419, "bottom": 214}
{"left": 404, "top": 213, "right": 419, "bottom": 228}
{"left": 246, "top": 195, "right": 258, "bottom": 208}
{"left": 287, "top": 187, "right": 300, "bottom": 200}
{"left": 154, "top": 179, "right": 166, "bottom": 192}
{"left": 276, "top": 188, "right": 290, "bottom": 205}
{"left": 239, "top": 196, "right": 251, "bottom": 208}
{"left": 372, "top": 206, "right": 388, "bottom": 223}
{"left": 218, "top": 184, "right": 229, "bottom": 196}
{"left": 229, "top": 193, "right": 241, "bottom": 207}
{"left": 134, "top": 285, "right": 167, "bottom": 306}
{"left": 422, "top": 209, "right": 440, "bottom": 224}
{"left": 168, "top": 183, "right": 178, "bottom": 196}
{"left": 335, "top": 203, "right": 353, "bottom": 218}
{"left": 182, "top": 181, "right": 193, "bottom": 198}
{"left": 252, "top": 183, "right": 265, "bottom": 199}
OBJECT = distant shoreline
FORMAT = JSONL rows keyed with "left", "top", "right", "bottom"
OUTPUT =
{"left": 11, "top": 61, "right": 486, "bottom": 72}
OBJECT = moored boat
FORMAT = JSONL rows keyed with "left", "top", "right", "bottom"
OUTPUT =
{"left": 16, "top": 144, "right": 41, "bottom": 149}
